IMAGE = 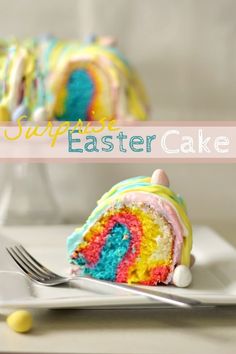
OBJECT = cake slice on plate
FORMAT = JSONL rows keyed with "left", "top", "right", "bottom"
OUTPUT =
{"left": 67, "top": 169, "right": 192, "bottom": 287}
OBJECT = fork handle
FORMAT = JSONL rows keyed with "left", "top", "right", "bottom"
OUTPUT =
{"left": 75, "top": 276, "right": 201, "bottom": 308}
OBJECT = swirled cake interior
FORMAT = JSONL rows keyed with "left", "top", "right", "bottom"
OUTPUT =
{"left": 67, "top": 171, "right": 192, "bottom": 286}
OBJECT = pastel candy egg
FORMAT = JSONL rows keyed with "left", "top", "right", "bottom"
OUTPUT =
{"left": 0, "top": 104, "right": 11, "bottom": 121}
{"left": 151, "top": 169, "right": 170, "bottom": 187}
{"left": 7, "top": 310, "right": 33, "bottom": 333}
{"left": 12, "top": 104, "right": 29, "bottom": 121}
{"left": 172, "top": 265, "right": 192, "bottom": 288}
{"left": 99, "top": 36, "right": 117, "bottom": 47}
{"left": 32, "top": 106, "right": 48, "bottom": 122}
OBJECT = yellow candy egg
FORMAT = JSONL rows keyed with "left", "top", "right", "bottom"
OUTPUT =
{"left": 7, "top": 310, "right": 33, "bottom": 333}
{"left": 0, "top": 103, "right": 11, "bottom": 121}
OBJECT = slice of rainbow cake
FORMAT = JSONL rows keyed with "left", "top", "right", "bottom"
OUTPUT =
{"left": 67, "top": 169, "right": 193, "bottom": 287}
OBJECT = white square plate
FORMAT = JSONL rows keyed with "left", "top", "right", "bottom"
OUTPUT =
{"left": 0, "top": 225, "right": 235, "bottom": 309}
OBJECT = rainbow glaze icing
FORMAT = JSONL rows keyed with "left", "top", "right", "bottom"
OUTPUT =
{"left": 0, "top": 36, "right": 149, "bottom": 122}
{"left": 67, "top": 169, "right": 193, "bottom": 286}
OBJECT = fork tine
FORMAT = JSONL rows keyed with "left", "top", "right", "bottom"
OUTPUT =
{"left": 6, "top": 247, "right": 49, "bottom": 282}
{"left": 14, "top": 246, "right": 52, "bottom": 279}
{"left": 16, "top": 246, "right": 54, "bottom": 278}
{"left": 18, "top": 245, "right": 59, "bottom": 277}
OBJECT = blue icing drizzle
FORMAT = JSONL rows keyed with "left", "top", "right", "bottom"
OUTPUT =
{"left": 56, "top": 69, "right": 94, "bottom": 121}
{"left": 67, "top": 229, "right": 83, "bottom": 256}
{"left": 106, "top": 182, "right": 150, "bottom": 197}
{"left": 67, "top": 206, "right": 108, "bottom": 259}
{"left": 82, "top": 223, "right": 130, "bottom": 281}
{"left": 43, "top": 38, "right": 58, "bottom": 72}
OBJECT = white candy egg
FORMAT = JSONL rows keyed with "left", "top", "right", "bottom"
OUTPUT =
{"left": 172, "top": 265, "right": 192, "bottom": 288}
{"left": 32, "top": 107, "right": 48, "bottom": 122}
{"left": 12, "top": 104, "right": 29, "bottom": 121}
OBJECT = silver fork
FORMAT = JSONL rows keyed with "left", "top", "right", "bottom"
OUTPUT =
{"left": 6, "top": 244, "right": 202, "bottom": 308}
